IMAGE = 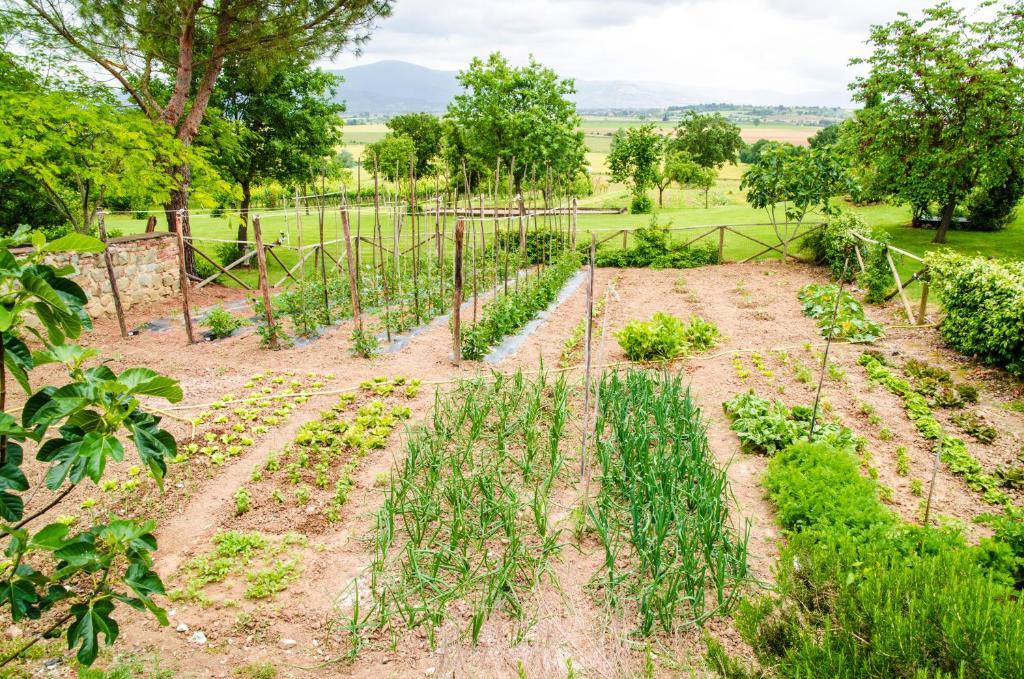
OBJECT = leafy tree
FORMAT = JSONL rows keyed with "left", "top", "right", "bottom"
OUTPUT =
{"left": 364, "top": 134, "right": 418, "bottom": 182}
{"left": 846, "top": 1, "right": 1024, "bottom": 243}
{"left": 608, "top": 124, "right": 663, "bottom": 212}
{"left": 669, "top": 112, "right": 744, "bottom": 169}
{"left": 739, "top": 139, "right": 772, "bottom": 165}
{"left": 10, "top": 0, "right": 393, "bottom": 261}
{"left": 201, "top": 60, "right": 344, "bottom": 244}
{"left": 0, "top": 92, "right": 191, "bottom": 234}
{"left": 653, "top": 152, "right": 715, "bottom": 208}
{"left": 808, "top": 124, "right": 840, "bottom": 149}
{"left": 0, "top": 227, "right": 181, "bottom": 666}
{"left": 741, "top": 143, "right": 844, "bottom": 259}
{"left": 386, "top": 113, "right": 443, "bottom": 178}
{"left": 445, "top": 53, "right": 587, "bottom": 192}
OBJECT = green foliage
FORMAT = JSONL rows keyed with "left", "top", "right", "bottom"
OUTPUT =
{"left": 445, "top": 53, "right": 587, "bottom": 191}
{"left": 493, "top": 228, "right": 569, "bottom": 265}
{"left": 615, "top": 313, "right": 718, "bottom": 362}
{"left": 386, "top": 113, "right": 444, "bottom": 177}
{"left": 722, "top": 391, "right": 863, "bottom": 456}
{"left": 845, "top": 2, "right": 1024, "bottom": 243}
{"left": 349, "top": 328, "right": 380, "bottom": 358}
{"left": 0, "top": 92, "right": 192, "bottom": 233}
{"left": 925, "top": 251, "right": 1024, "bottom": 375}
{"left": 369, "top": 372, "right": 570, "bottom": 644}
{"left": 857, "top": 352, "right": 1015, "bottom": 509}
{"left": 0, "top": 227, "right": 179, "bottom": 665}
{"left": 740, "top": 143, "right": 844, "bottom": 245}
{"left": 738, "top": 139, "right": 771, "bottom": 165}
{"left": 364, "top": 134, "right": 417, "bottom": 181}
{"left": 966, "top": 166, "right": 1024, "bottom": 232}
{"left": 797, "top": 284, "right": 885, "bottom": 342}
{"left": 461, "top": 251, "right": 579, "bottom": 360}
{"left": 668, "top": 111, "right": 744, "bottom": 169}
{"left": 951, "top": 411, "right": 997, "bottom": 444}
{"left": 608, "top": 123, "right": 663, "bottom": 206}
{"left": 801, "top": 212, "right": 893, "bottom": 302}
{"left": 629, "top": 194, "right": 654, "bottom": 214}
{"left": 203, "top": 307, "right": 243, "bottom": 340}
{"left": 737, "top": 441, "right": 1024, "bottom": 676}
{"left": 591, "top": 370, "right": 749, "bottom": 634}
{"left": 594, "top": 219, "right": 719, "bottom": 269}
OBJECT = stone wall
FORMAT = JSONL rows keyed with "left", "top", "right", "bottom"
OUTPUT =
{"left": 46, "top": 233, "right": 180, "bottom": 319}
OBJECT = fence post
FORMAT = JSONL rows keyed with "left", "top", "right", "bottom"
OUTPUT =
{"left": 97, "top": 210, "right": 128, "bottom": 338}
{"left": 717, "top": 225, "right": 725, "bottom": 263}
{"left": 917, "top": 280, "right": 930, "bottom": 326}
{"left": 173, "top": 210, "right": 195, "bottom": 345}
{"left": 622, "top": 229, "right": 628, "bottom": 250}
{"left": 253, "top": 215, "right": 279, "bottom": 350}
{"left": 452, "top": 219, "right": 464, "bottom": 364}
{"left": 571, "top": 197, "right": 578, "bottom": 250}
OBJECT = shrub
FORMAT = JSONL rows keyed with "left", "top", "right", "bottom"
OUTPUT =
{"left": 630, "top": 194, "right": 653, "bottom": 214}
{"left": 797, "top": 284, "right": 884, "bottom": 342}
{"left": 966, "top": 167, "right": 1024, "bottom": 232}
{"left": 216, "top": 241, "right": 245, "bottom": 266}
{"left": 801, "top": 212, "right": 892, "bottom": 301}
{"left": 204, "top": 306, "right": 243, "bottom": 339}
{"left": 350, "top": 327, "right": 380, "bottom": 358}
{"left": 594, "top": 219, "right": 719, "bottom": 269}
{"left": 737, "top": 441, "right": 1024, "bottom": 677}
{"left": 925, "top": 251, "right": 1024, "bottom": 375}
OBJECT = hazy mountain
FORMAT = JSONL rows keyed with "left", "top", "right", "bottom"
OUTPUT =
{"left": 329, "top": 60, "right": 850, "bottom": 114}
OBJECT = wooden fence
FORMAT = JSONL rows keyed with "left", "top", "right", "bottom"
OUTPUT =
{"left": 851, "top": 232, "right": 929, "bottom": 325}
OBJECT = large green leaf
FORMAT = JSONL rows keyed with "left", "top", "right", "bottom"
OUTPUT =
{"left": 42, "top": 233, "right": 105, "bottom": 253}
{"left": 0, "top": 490, "right": 24, "bottom": 522}
{"left": 0, "top": 578, "right": 39, "bottom": 621}
{"left": 117, "top": 368, "right": 182, "bottom": 403}
{"left": 20, "top": 272, "right": 68, "bottom": 314}
{"left": 0, "top": 462, "right": 29, "bottom": 493}
{"left": 67, "top": 598, "right": 119, "bottom": 666}
{"left": 78, "top": 432, "right": 124, "bottom": 482}
{"left": 131, "top": 424, "right": 173, "bottom": 490}
{"left": 2, "top": 334, "right": 32, "bottom": 394}
{"left": 30, "top": 523, "right": 70, "bottom": 551}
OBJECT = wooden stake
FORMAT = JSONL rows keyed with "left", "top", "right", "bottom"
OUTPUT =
{"left": 718, "top": 225, "right": 725, "bottom": 263}
{"left": 253, "top": 215, "right": 279, "bottom": 350}
{"left": 97, "top": 210, "right": 128, "bottom": 338}
{"left": 341, "top": 208, "right": 361, "bottom": 331}
{"left": 173, "top": 210, "right": 195, "bottom": 345}
{"left": 453, "top": 219, "right": 464, "bottom": 364}
{"left": 580, "top": 234, "right": 597, "bottom": 479}
{"left": 318, "top": 194, "right": 329, "bottom": 324}
{"left": 571, "top": 196, "right": 578, "bottom": 250}
{"left": 917, "top": 280, "right": 930, "bottom": 326}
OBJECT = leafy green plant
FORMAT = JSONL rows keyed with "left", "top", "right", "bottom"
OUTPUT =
{"left": 591, "top": 370, "right": 749, "bottom": 634}
{"left": 798, "top": 283, "right": 884, "bottom": 342}
{"left": 233, "top": 488, "right": 251, "bottom": 516}
{"left": 616, "top": 313, "right": 719, "bottom": 362}
{"left": 737, "top": 441, "right": 1024, "bottom": 676}
{"left": 594, "top": 219, "right": 719, "bottom": 269}
{"left": 203, "top": 306, "right": 243, "bottom": 340}
{"left": 461, "top": 251, "right": 580, "bottom": 360}
{"left": 951, "top": 411, "right": 998, "bottom": 443}
{"left": 349, "top": 328, "right": 379, "bottom": 358}
{"left": 0, "top": 227, "right": 180, "bottom": 666}
{"left": 722, "top": 391, "right": 863, "bottom": 455}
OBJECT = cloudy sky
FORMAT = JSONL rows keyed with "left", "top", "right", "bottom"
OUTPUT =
{"left": 329, "top": 0, "right": 985, "bottom": 101}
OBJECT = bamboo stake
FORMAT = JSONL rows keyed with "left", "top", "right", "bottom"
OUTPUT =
{"left": 917, "top": 280, "right": 930, "bottom": 326}
{"left": 96, "top": 210, "right": 128, "bottom": 338}
{"left": 885, "top": 247, "right": 915, "bottom": 321}
{"left": 580, "top": 234, "right": 596, "bottom": 479}
{"left": 373, "top": 155, "right": 391, "bottom": 342}
{"left": 571, "top": 196, "right": 578, "bottom": 250}
{"left": 317, "top": 191, "right": 329, "bottom": 324}
{"left": 453, "top": 219, "right": 464, "bottom": 364}
{"left": 341, "top": 208, "right": 361, "bottom": 331}
{"left": 809, "top": 256, "right": 851, "bottom": 439}
{"left": 174, "top": 210, "right": 195, "bottom": 345}
{"left": 355, "top": 163, "right": 362, "bottom": 283}
{"left": 410, "top": 158, "right": 420, "bottom": 323}
{"left": 253, "top": 216, "right": 279, "bottom": 350}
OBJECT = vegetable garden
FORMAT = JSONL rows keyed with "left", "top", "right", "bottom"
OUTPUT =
{"left": 1, "top": 202, "right": 1023, "bottom": 677}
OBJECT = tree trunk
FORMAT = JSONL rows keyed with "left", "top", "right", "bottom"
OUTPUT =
{"left": 238, "top": 180, "right": 251, "bottom": 244}
{"left": 164, "top": 163, "right": 195, "bottom": 276}
{"left": 704, "top": 188, "right": 709, "bottom": 209}
{"left": 933, "top": 199, "right": 956, "bottom": 244}
{"left": 658, "top": 186, "right": 664, "bottom": 207}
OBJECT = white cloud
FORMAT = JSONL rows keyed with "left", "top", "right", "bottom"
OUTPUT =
{"left": 330, "top": 0, "right": 987, "bottom": 100}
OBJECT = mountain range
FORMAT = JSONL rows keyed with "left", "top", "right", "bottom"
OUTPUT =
{"left": 328, "top": 60, "right": 851, "bottom": 114}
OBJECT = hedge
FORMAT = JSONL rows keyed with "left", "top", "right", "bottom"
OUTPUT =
{"left": 926, "top": 251, "right": 1024, "bottom": 376}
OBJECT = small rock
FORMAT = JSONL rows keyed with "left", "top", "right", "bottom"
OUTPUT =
{"left": 189, "top": 630, "right": 207, "bottom": 645}
{"left": 168, "top": 608, "right": 177, "bottom": 618}
{"left": 42, "top": 658, "right": 64, "bottom": 671}
{"left": 311, "top": 639, "right": 320, "bottom": 647}
{"left": 279, "top": 638, "right": 297, "bottom": 649}
{"left": 425, "top": 668, "right": 436, "bottom": 676}
{"left": 6, "top": 625, "right": 22, "bottom": 639}
{"left": 305, "top": 505, "right": 316, "bottom": 515}
{"left": 176, "top": 623, "right": 189, "bottom": 633}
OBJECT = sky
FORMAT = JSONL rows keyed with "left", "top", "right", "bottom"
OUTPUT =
{"left": 328, "top": 0, "right": 986, "bottom": 102}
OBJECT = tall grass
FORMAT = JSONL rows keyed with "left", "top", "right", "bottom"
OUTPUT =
{"left": 367, "top": 371, "right": 571, "bottom": 645}
{"left": 591, "top": 369, "right": 750, "bottom": 635}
